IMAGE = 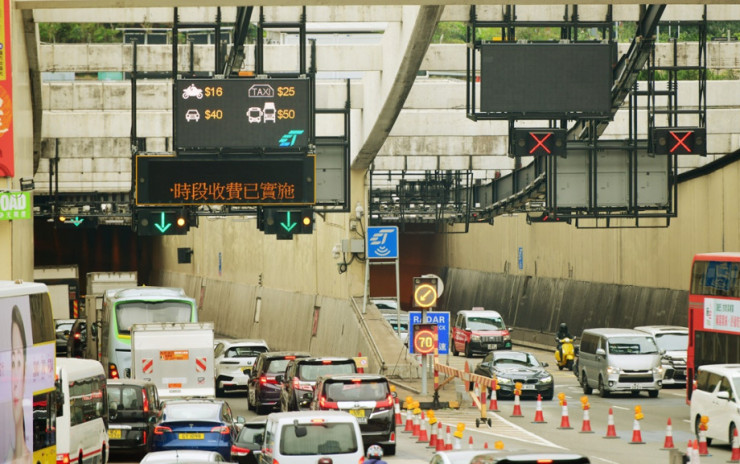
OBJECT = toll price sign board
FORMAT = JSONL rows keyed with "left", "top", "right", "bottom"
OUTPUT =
{"left": 175, "top": 78, "right": 311, "bottom": 151}
{"left": 409, "top": 311, "right": 450, "bottom": 355}
{"left": 413, "top": 323, "right": 438, "bottom": 355}
{"left": 136, "top": 155, "right": 315, "bottom": 206}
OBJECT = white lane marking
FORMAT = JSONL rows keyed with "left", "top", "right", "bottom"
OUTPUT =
{"left": 591, "top": 456, "right": 621, "bottom": 464}
{"left": 611, "top": 405, "right": 630, "bottom": 410}
{"left": 435, "top": 410, "right": 567, "bottom": 450}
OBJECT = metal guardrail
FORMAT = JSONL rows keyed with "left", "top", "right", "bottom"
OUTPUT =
{"left": 350, "top": 296, "right": 387, "bottom": 375}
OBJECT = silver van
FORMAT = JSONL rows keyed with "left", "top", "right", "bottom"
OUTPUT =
{"left": 261, "top": 411, "right": 365, "bottom": 464}
{"left": 575, "top": 328, "right": 663, "bottom": 398}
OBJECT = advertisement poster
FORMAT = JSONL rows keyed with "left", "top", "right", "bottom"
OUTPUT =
{"left": 0, "top": 0, "right": 13, "bottom": 177}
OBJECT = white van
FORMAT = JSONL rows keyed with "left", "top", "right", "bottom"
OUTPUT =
{"left": 576, "top": 328, "right": 663, "bottom": 398}
{"left": 261, "top": 411, "right": 364, "bottom": 464}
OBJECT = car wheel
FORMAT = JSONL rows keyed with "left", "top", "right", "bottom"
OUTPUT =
{"left": 247, "top": 388, "right": 255, "bottom": 411}
{"left": 730, "top": 423, "right": 737, "bottom": 448}
{"left": 566, "top": 359, "right": 574, "bottom": 370}
{"left": 581, "top": 372, "right": 592, "bottom": 394}
{"left": 216, "top": 379, "right": 224, "bottom": 397}
{"left": 695, "top": 415, "right": 712, "bottom": 446}
{"left": 598, "top": 376, "right": 609, "bottom": 398}
{"left": 648, "top": 389, "right": 659, "bottom": 398}
{"left": 464, "top": 343, "right": 472, "bottom": 358}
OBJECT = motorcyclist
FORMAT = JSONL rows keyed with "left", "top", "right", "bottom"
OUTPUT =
{"left": 365, "top": 445, "right": 388, "bottom": 464}
{"left": 555, "top": 322, "right": 572, "bottom": 362}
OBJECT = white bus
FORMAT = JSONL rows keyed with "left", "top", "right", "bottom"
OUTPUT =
{"left": 55, "top": 358, "right": 108, "bottom": 464}
{"left": 99, "top": 287, "right": 197, "bottom": 379}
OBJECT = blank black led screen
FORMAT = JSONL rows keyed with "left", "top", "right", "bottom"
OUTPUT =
{"left": 480, "top": 43, "right": 612, "bottom": 115}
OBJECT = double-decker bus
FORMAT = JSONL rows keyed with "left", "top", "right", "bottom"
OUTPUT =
{"left": 0, "top": 280, "right": 57, "bottom": 464}
{"left": 687, "top": 252, "right": 740, "bottom": 401}
{"left": 100, "top": 287, "right": 197, "bottom": 379}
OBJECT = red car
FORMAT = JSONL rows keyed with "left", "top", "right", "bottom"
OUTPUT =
{"left": 451, "top": 309, "right": 512, "bottom": 357}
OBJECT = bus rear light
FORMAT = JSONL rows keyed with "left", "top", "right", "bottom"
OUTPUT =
{"left": 57, "top": 453, "right": 70, "bottom": 464}
{"left": 109, "top": 363, "right": 119, "bottom": 379}
{"left": 142, "top": 388, "right": 149, "bottom": 412}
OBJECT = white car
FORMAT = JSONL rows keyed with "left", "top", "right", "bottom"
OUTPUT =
{"left": 689, "top": 364, "right": 740, "bottom": 446}
{"left": 634, "top": 325, "right": 688, "bottom": 386}
{"left": 214, "top": 339, "right": 269, "bottom": 396}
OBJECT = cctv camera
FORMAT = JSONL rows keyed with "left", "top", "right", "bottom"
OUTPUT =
{"left": 355, "top": 202, "right": 364, "bottom": 220}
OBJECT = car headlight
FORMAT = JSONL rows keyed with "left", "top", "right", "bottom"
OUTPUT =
{"left": 471, "top": 335, "right": 481, "bottom": 342}
{"left": 503, "top": 334, "right": 511, "bottom": 341}
{"left": 496, "top": 377, "right": 513, "bottom": 385}
{"left": 607, "top": 366, "right": 620, "bottom": 375}
{"left": 653, "top": 366, "right": 664, "bottom": 374}
{"left": 540, "top": 375, "right": 553, "bottom": 384}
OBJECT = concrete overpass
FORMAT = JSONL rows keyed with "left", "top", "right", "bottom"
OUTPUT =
{"left": 3, "top": 3, "right": 740, "bottom": 375}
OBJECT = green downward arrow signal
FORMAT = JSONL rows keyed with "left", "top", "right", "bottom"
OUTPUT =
{"left": 154, "top": 212, "right": 172, "bottom": 233}
{"left": 70, "top": 217, "right": 84, "bottom": 227}
{"left": 280, "top": 211, "right": 297, "bottom": 232}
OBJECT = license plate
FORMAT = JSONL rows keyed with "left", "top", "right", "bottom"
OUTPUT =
{"left": 179, "top": 433, "right": 205, "bottom": 440}
{"left": 487, "top": 344, "right": 497, "bottom": 350}
{"left": 349, "top": 409, "right": 365, "bottom": 418}
{"left": 522, "top": 384, "right": 536, "bottom": 390}
{"left": 108, "top": 429, "right": 122, "bottom": 439}
{"left": 631, "top": 384, "right": 641, "bottom": 390}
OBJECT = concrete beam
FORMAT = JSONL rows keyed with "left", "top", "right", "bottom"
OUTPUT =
{"left": 352, "top": 5, "right": 443, "bottom": 171}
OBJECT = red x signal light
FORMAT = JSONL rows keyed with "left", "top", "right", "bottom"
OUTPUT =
{"left": 652, "top": 127, "right": 706, "bottom": 155}
{"left": 511, "top": 128, "right": 566, "bottom": 157}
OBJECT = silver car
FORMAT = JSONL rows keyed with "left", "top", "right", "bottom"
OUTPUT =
{"left": 634, "top": 325, "right": 688, "bottom": 386}
{"left": 214, "top": 339, "right": 270, "bottom": 396}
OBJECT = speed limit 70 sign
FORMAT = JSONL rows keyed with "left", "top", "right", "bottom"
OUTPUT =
{"left": 413, "top": 323, "right": 438, "bottom": 355}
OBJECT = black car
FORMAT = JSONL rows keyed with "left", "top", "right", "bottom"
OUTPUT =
{"left": 311, "top": 373, "right": 396, "bottom": 455}
{"left": 107, "top": 379, "right": 163, "bottom": 458}
{"left": 278, "top": 357, "right": 357, "bottom": 412}
{"left": 247, "top": 351, "right": 310, "bottom": 415}
{"left": 230, "top": 417, "right": 266, "bottom": 464}
{"left": 473, "top": 350, "right": 554, "bottom": 400}
{"left": 66, "top": 319, "right": 87, "bottom": 358}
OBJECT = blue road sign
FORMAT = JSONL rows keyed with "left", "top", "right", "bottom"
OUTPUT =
{"left": 408, "top": 311, "right": 450, "bottom": 355}
{"left": 367, "top": 226, "right": 399, "bottom": 259}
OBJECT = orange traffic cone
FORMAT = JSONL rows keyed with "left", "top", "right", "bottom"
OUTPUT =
{"left": 629, "top": 419, "right": 645, "bottom": 444}
{"left": 604, "top": 408, "right": 619, "bottom": 438}
{"left": 394, "top": 397, "right": 402, "bottom": 426}
{"left": 686, "top": 440, "right": 695, "bottom": 464}
{"left": 468, "top": 436, "right": 474, "bottom": 450}
{"left": 661, "top": 418, "right": 675, "bottom": 450}
{"left": 435, "top": 422, "right": 446, "bottom": 452}
{"left": 532, "top": 394, "right": 546, "bottom": 423}
{"left": 429, "top": 421, "right": 439, "bottom": 449}
{"left": 558, "top": 399, "right": 572, "bottom": 429}
{"left": 484, "top": 442, "right": 489, "bottom": 449}
{"left": 417, "top": 412, "right": 429, "bottom": 443}
{"left": 729, "top": 427, "right": 740, "bottom": 462}
{"left": 698, "top": 427, "right": 711, "bottom": 456}
{"left": 488, "top": 382, "right": 500, "bottom": 412}
{"left": 404, "top": 407, "right": 413, "bottom": 432}
{"left": 580, "top": 407, "right": 593, "bottom": 433}
{"left": 445, "top": 426, "right": 453, "bottom": 451}
{"left": 693, "top": 438, "right": 702, "bottom": 461}
{"left": 412, "top": 411, "right": 420, "bottom": 437}
{"left": 510, "top": 392, "right": 523, "bottom": 417}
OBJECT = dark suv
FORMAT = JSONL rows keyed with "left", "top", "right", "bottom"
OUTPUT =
{"left": 278, "top": 357, "right": 357, "bottom": 412}
{"left": 311, "top": 373, "right": 396, "bottom": 455}
{"left": 107, "top": 379, "right": 163, "bottom": 458}
{"left": 247, "top": 351, "right": 309, "bottom": 415}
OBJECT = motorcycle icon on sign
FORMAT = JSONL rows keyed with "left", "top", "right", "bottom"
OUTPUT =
{"left": 182, "top": 84, "right": 204, "bottom": 100}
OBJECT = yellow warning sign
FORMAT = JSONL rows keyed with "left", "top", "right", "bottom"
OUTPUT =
{"left": 160, "top": 350, "right": 189, "bottom": 361}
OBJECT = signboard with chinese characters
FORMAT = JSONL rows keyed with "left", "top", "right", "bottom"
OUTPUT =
{"left": 175, "top": 78, "right": 311, "bottom": 151}
{"left": 0, "top": 192, "right": 30, "bottom": 220}
{"left": 409, "top": 311, "right": 450, "bottom": 355}
{"left": 704, "top": 298, "right": 740, "bottom": 334}
{"left": 135, "top": 155, "right": 315, "bottom": 206}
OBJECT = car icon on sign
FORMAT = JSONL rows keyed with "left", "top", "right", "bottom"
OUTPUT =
{"left": 247, "top": 107, "right": 263, "bottom": 123}
{"left": 185, "top": 109, "right": 200, "bottom": 122}
{"left": 182, "top": 84, "right": 204, "bottom": 100}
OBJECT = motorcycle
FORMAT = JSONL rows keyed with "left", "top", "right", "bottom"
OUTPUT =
{"left": 555, "top": 336, "right": 577, "bottom": 371}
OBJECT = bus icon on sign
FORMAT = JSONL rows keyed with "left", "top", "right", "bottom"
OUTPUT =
{"left": 248, "top": 84, "right": 274, "bottom": 98}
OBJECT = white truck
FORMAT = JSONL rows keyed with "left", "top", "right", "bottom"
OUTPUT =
{"left": 131, "top": 322, "right": 215, "bottom": 399}
{"left": 33, "top": 265, "right": 80, "bottom": 319}
{"left": 84, "top": 271, "right": 138, "bottom": 360}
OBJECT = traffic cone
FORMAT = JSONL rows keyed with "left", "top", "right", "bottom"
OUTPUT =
{"left": 729, "top": 427, "right": 740, "bottom": 462}
{"left": 580, "top": 407, "right": 593, "bottom": 433}
{"left": 558, "top": 399, "right": 572, "bottom": 429}
{"left": 661, "top": 418, "right": 675, "bottom": 450}
{"left": 630, "top": 419, "right": 645, "bottom": 444}
{"left": 446, "top": 426, "right": 453, "bottom": 451}
{"left": 686, "top": 440, "right": 695, "bottom": 464}
{"left": 532, "top": 394, "right": 546, "bottom": 423}
{"left": 484, "top": 442, "right": 489, "bottom": 449}
{"left": 404, "top": 407, "right": 413, "bottom": 432}
{"left": 693, "top": 439, "right": 702, "bottom": 462}
{"left": 488, "top": 382, "right": 500, "bottom": 412}
{"left": 468, "top": 436, "right": 474, "bottom": 450}
{"left": 698, "top": 427, "right": 710, "bottom": 456}
{"left": 394, "top": 397, "right": 402, "bottom": 426}
{"left": 429, "top": 421, "right": 439, "bottom": 449}
{"left": 453, "top": 435, "right": 462, "bottom": 450}
{"left": 412, "top": 411, "right": 420, "bottom": 438}
{"left": 510, "top": 392, "right": 523, "bottom": 417}
{"left": 436, "top": 422, "right": 446, "bottom": 452}
{"left": 417, "top": 412, "right": 429, "bottom": 443}
{"left": 604, "top": 408, "right": 619, "bottom": 438}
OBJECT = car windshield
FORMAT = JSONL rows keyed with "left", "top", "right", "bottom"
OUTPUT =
{"left": 467, "top": 316, "right": 504, "bottom": 330}
{"left": 115, "top": 300, "right": 193, "bottom": 334}
{"left": 266, "top": 359, "right": 291, "bottom": 373}
{"left": 494, "top": 353, "right": 538, "bottom": 367}
{"left": 324, "top": 380, "right": 389, "bottom": 402}
{"left": 163, "top": 403, "right": 220, "bottom": 422}
{"left": 607, "top": 336, "right": 660, "bottom": 355}
{"left": 226, "top": 346, "right": 268, "bottom": 358}
{"left": 654, "top": 333, "right": 688, "bottom": 352}
{"left": 237, "top": 423, "right": 265, "bottom": 444}
{"left": 280, "top": 423, "right": 358, "bottom": 455}
{"left": 298, "top": 362, "right": 356, "bottom": 381}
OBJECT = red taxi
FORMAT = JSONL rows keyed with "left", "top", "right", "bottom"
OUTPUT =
{"left": 451, "top": 309, "right": 512, "bottom": 357}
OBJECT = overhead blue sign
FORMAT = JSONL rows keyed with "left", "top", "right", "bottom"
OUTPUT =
{"left": 408, "top": 311, "right": 450, "bottom": 355}
{"left": 367, "top": 226, "right": 399, "bottom": 259}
